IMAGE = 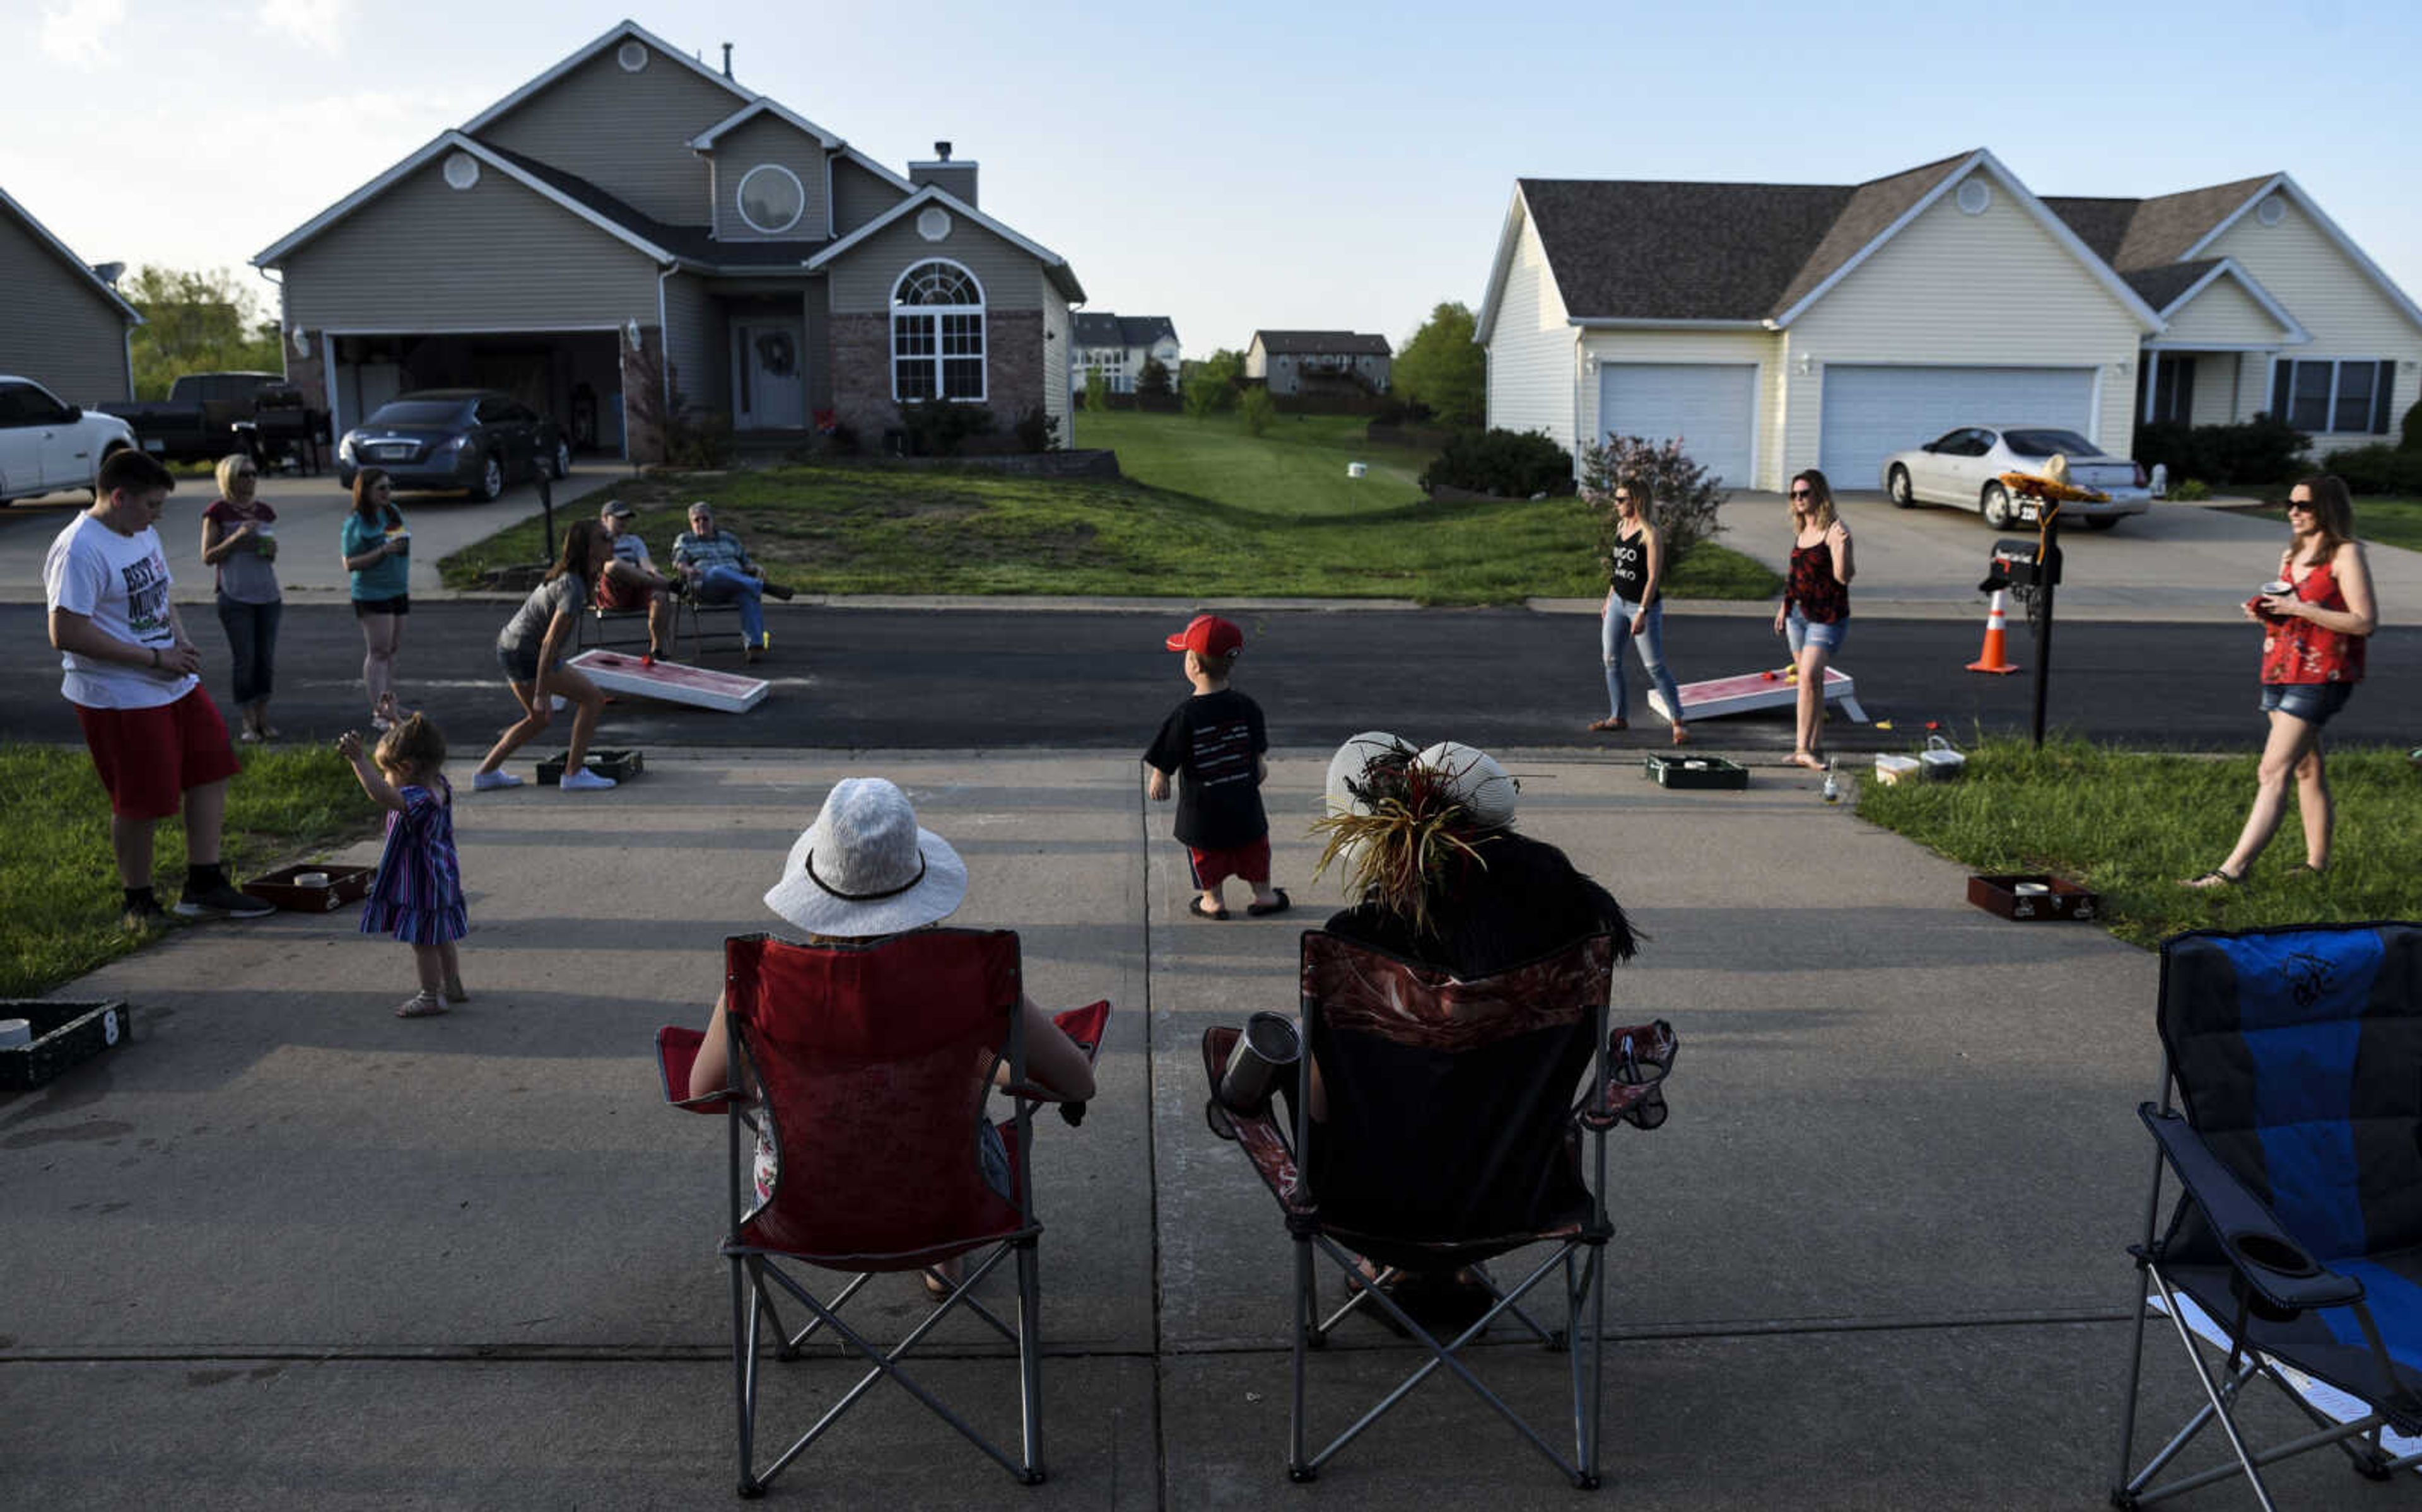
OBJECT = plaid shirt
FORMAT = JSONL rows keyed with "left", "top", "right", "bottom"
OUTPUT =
{"left": 672, "top": 528, "right": 756, "bottom": 576}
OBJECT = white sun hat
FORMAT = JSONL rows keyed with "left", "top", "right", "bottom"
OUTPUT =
{"left": 763, "top": 777, "right": 968, "bottom": 938}
{"left": 1324, "top": 730, "right": 1415, "bottom": 818}
{"left": 1413, "top": 741, "right": 1519, "bottom": 830}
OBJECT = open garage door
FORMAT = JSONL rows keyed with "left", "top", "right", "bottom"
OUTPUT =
{"left": 329, "top": 330, "right": 626, "bottom": 458}
{"left": 1598, "top": 363, "right": 1757, "bottom": 487}
{"left": 1820, "top": 365, "right": 2096, "bottom": 487}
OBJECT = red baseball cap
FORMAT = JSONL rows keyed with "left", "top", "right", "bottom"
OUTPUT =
{"left": 1165, "top": 614, "right": 1244, "bottom": 658}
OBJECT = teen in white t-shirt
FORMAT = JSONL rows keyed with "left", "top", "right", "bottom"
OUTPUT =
{"left": 42, "top": 511, "right": 198, "bottom": 709}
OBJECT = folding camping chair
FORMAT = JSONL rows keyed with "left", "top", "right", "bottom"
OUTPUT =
{"left": 655, "top": 929, "right": 1110, "bottom": 1499}
{"left": 1201, "top": 929, "right": 1676, "bottom": 1488}
{"left": 2114, "top": 922, "right": 2422, "bottom": 1509}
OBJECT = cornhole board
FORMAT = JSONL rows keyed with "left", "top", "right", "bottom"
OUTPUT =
{"left": 1649, "top": 666, "right": 1868, "bottom": 725}
{"left": 565, "top": 650, "right": 768, "bottom": 714}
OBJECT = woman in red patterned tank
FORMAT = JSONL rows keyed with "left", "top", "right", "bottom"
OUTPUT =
{"left": 1772, "top": 468, "right": 1854, "bottom": 771}
{"left": 2183, "top": 475, "right": 2376, "bottom": 887}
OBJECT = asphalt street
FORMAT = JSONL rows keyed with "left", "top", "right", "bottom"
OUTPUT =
{"left": 3, "top": 600, "right": 2412, "bottom": 754}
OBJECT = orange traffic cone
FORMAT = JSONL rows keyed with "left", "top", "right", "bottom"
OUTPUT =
{"left": 1966, "top": 590, "right": 2021, "bottom": 675}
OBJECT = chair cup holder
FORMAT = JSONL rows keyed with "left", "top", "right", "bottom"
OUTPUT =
{"left": 1215, "top": 1011, "right": 1301, "bottom": 1117}
{"left": 2226, "top": 1229, "right": 2322, "bottom": 1278}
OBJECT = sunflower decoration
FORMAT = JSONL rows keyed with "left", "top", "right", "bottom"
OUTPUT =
{"left": 1311, "top": 743, "right": 1490, "bottom": 939}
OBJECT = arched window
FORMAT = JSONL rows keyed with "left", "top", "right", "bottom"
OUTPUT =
{"left": 892, "top": 260, "right": 985, "bottom": 402}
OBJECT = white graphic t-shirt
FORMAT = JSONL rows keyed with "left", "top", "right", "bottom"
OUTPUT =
{"left": 43, "top": 513, "right": 197, "bottom": 709}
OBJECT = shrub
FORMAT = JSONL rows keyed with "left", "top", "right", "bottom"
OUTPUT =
{"left": 2169, "top": 477, "right": 2213, "bottom": 501}
{"left": 1083, "top": 369, "right": 1110, "bottom": 414}
{"left": 1576, "top": 434, "right": 1731, "bottom": 573}
{"left": 1239, "top": 385, "right": 1277, "bottom": 437}
{"left": 1182, "top": 348, "right": 1244, "bottom": 419}
{"left": 2133, "top": 414, "right": 2310, "bottom": 487}
{"left": 665, "top": 410, "right": 733, "bottom": 469}
{"left": 897, "top": 398, "right": 997, "bottom": 457}
{"left": 2402, "top": 399, "right": 2422, "bottom": 453}
{"left": 1419, "top": 427, "right": 1573, "bottom": 499}
{"left": 1012, "top": 407, "right": 1061, "bottom": 454}
{"left": 2325, "top": 443, "right": 2422, "bottom": 496}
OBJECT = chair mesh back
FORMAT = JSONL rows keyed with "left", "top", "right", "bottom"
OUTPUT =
{"left": 726, "top": 930, "right": 1022, "bottom": 1258}
{"left": 2160, "top": 924, "right": 2422, "bottom": 1264}
{"left": 1300, "top": 931, "right": 1613, "bottom": 1242}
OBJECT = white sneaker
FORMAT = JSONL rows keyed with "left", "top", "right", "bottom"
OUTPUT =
{"left": 559, "top": 767, "right": 617, "bottom": 792}
{"left": 473, "top": 770, "right": 524, "bottom": 791}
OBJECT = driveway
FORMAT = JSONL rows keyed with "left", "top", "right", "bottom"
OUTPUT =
{"left": 0, "top": 462, "right": 623, "bottom": 603}
{"left": 1712, "top": 490, "right": 2422, "bottom": 624}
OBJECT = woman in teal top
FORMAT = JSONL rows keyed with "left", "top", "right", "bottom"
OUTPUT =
{"left": 340, "top": 468, "right": 412, "bottom": 730}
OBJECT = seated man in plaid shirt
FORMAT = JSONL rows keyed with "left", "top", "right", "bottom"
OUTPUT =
{"left": 670, "top": 501, "right": 792, "bottom": 662}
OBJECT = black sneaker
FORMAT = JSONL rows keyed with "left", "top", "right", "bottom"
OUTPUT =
{"left": 121, "top": 895, "right": 168, "bottom": 934}
{"left": 174, "top": 881, "right": 278, "bottom": 920}
{"left": 763, "top": 581, "right": 796, "bottom": 602}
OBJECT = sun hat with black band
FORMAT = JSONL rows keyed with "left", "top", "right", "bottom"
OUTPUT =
{"left": 600, "top": 499, "right": 635, "bottom": 518}
{"left": 763, "top": 777, "right": 968, "bottom": 938}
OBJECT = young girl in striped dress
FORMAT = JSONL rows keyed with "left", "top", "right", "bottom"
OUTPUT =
{"left": 336, "top": 714, "right": 468, "bottom": 1018}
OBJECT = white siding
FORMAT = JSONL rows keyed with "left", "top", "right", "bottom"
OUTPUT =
{"left": 1579, "top": 329, "right": 1778, "bottom": 486}
{"left": 1043, "top": 284, "right": 1070, "bottom": 442}
{"left": 1483, "top": 206, "right": 1576, "bottom": 450}
{"left": 2160, "top": 276, "right": 2291, "bottom": 347}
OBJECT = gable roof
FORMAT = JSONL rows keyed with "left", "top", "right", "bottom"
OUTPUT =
{"left": 2127, "top": 257, "right": 2308, "bottom": 346}
{"left": 1252, "top": 330, "right": 1390, "bottom": 356}
{"left": 687, "top": 97, "right": 840, "bottom": 151}
{"left": 807, "top": 183, "right": 1084, "bottom": 301}
{"left": 1072, "top": 313, "right": 1176, "bottom": 348}
{"left": 0, "top": 185, "right": 143, "bottom": 324}
{"left": 462, "top": 18, "right": 750, "bottom": 134}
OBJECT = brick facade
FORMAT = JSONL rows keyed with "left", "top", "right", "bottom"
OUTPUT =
{"left": 284, "top": 344, "right": 328, "bottom": 416}
{"left": 828, "top": 308, "right": 1048, "bottom": 446}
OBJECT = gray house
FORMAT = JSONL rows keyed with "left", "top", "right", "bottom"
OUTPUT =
{"left": 1244, "top": 330, "right": 1391, "bottom": 396}
{"left": 1070, "top": 313, "right": 1179, "bottom": 395}
{"left": 0, "top": 185, "right": 141, "bottom": 405}
{"left": 255, "top": 19, "right": 1084, "bottom": 458}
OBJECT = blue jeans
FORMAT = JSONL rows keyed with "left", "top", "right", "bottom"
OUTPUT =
{"left": 216, "top": 593, "right": 281, "bottom": 707}
{"left": 1602, "top": 595, "right": 1683, "bottom": 723}
{"left": 694, "top": 565, "right": 766, "bottom": 647}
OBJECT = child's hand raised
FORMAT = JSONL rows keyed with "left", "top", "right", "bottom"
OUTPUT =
{"left": 335, "top": 730, "right": 365, "bottom": 760}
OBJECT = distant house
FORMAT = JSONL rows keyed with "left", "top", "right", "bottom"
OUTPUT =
{"left": 1245, "top": 330, "right": 1391, "bottom": 396}
{"left": 1070, "top": 313, "right": 1179, "bottom": 395}
{"left": 1475, "top": 147, "right": 2421, "bottom": 491}
{"left": 0, "top": 185, "right": 141, "bottom": 405}
{"left": 254, "top": 19, "right": 1084, "bottom": 458}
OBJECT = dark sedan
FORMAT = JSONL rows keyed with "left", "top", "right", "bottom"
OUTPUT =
{"left": 335, "top": 388, "right": 570, "bottom": 501}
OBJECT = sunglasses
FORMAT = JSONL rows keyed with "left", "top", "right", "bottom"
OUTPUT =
{"left": 1612, "top": 493, "right": 1632, "bottom": 503}
{"left": 1789, "top": 489, "right": 1815, "bottom": 499}
{"left": 2286, "top": 499, "right": 2315, "bottom": 512}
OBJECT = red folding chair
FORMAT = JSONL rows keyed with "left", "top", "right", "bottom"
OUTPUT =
{"left": 655, "top": 929, "right": 1109, "bottom": 1499}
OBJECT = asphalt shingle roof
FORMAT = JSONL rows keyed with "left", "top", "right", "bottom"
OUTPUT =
{"left": 2043, "top": 176, "right": 2274, "bottom": 270}
{"left": 2120, "top": 258, "right": 2225, "bottom": 313}
{"left": 1252, "top": 330, "right": 1391, "bottom": 356}
{"left": 1072, "top": 313, "right": 1177, "bottom": 348}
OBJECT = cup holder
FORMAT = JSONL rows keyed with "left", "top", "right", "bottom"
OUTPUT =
{"left": 2227, "top": 1230, "right": 2321, "bottom": 1278}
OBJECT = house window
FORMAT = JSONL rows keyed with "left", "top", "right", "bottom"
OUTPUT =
{"left": 892, "top": 260, "right": 985, "bottom": 402}
{"left": 736, "top": 165, "right": 805, "bottom": 235}
{"left": 2269, "top": 358, "right": 2397, "bottom": 434}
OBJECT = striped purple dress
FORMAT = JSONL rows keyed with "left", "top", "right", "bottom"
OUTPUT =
{"left": 358, "top": 779, "right": 467, "bottom": 945}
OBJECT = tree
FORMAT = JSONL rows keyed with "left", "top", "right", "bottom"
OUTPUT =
{"left": 1239, "top": 384, "right": 1277, "bottom": 437}
{"left": 1183, "top": 347, "right": 1244, "bottom": 419}
{"left": 1392, "top": 300, "right": 1485, "bottom": 429}
{"left": 123, "top": 265, "right": 284, "bottom": 399}
{"left": 1136, "top": 356, "right": 1172, "bottom": 397}
{"left": 1084, "top": 368, "right": 1111, "bottom": 412}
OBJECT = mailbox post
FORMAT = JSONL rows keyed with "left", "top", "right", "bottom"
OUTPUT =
{"left": 1980, "top": 503, "right": 2065, "bottom": 748}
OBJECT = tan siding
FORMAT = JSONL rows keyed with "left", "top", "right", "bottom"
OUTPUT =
{"left": 282, "top": 160, "right": 664, "bottom": 329}
{"left": 2187, "top": 355, "right": 2240, "bottom": 427}
{"left": 713, "top": 115, "right": 830, "bottom": 242}
{"left": 1483, "top": 208, "right": 1576, "bottom": 451}
{"left": 661, "top": 273, "right": 723, "bottom": 412}
{"left": 2205, "top": 200, "right": 2422, "bottom": 447}
{"left": 2161, "top": 276, "right": 2291, "bottom": 347}
{"left": 833, "top": 158, "right": 908, "bottom": 238}
{"left": 1580, "top": 328, "right": 1782, "bottom": 487}
{"left": 0, "top": 216, "right": 132, "bottom": 403}
{"left": 828, "top": 215, "right": 1043, "bottom": 314}
{"left": 478, "top": 48, "right": 735, "bottom": 225}
{"left": 1786, "top": 186, "right": 2146, "bottom": 471}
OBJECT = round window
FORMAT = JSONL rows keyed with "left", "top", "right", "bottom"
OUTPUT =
{"left": 442, "top": 151, "right": 481, "bottom": 191}
{"left": 737, "top": 164, "right": 805, "bottom": 235}
{"left": 2257, "top": 194, "right": 2287, "bottom": 227}
{"left": 916, "top": 207, "right": 952, "bottom": 242}
{"left": 1956, "top": 178, "right": 1992, "bottom": 216}
{"left": 617, "top": 40, "right": 648, "bottom": 73}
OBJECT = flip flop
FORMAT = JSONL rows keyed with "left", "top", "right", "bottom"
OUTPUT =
{"left": 1587, "top": 716, "right": 1627, "bottom": 732}
{"left": 394, "top": 993, "right": 450, "bottom": 1019}
{"left": 2181, "top": 868, "right": 2245, "bottom": 889}
{"left": 1188, "top": 897, "right": 1230, "bottom": 921}
{"left": 1246, "top": 889, "right": 1291, "bottom": 917}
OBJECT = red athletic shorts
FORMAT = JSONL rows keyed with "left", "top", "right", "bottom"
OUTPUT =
{"left": 74, "top": 687, "right": 242, "bottom": 820}
{"left": 1188, "top": 837, "right": 1271, "bottom": 890}
{"left": 597, "top": 573, "right": 655, "bottom": 611}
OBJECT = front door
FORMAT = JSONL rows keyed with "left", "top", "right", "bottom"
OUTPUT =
{"left": 732, "top": 321, "right": 807, "bottom": 431}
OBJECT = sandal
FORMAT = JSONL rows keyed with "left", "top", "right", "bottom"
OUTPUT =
{"left": 2290, "top": 862, "right": 2329, "bottom": 877}
{"left": 1587, "top": 716, "right": 1627, "bottom": 732}
{"left": 1246, "top": 889, "right": 1291, "bottom": 917}
{"left": 395, "top": 992, "right": 450, "bottom": 1019}
{"left": 1670, "top": 724, "right": 1692, "bottom": 747}
{"left": 2181, "top": 868, "right": 2246, "bottom": 890}
{"left": 1188, "top": 897, "right": 1231, "bottom": 921}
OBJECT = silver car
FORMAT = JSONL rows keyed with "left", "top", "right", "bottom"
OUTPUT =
{"left": 1880, "top": 426, "right": 2153, "bottom": 531}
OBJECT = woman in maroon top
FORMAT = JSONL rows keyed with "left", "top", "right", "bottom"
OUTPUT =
{"left": 2184, "top": 475, "right": 2376, "bottom": 887}
{"left": 1772, "top": 468, "right": 1854, "bottom": 771}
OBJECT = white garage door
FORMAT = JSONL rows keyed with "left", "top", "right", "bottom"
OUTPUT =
{"left": 1820, "top": 365, "right": 2096, "bottom": 487}
{"left": 1598, "top": 364, "right": 1757, "bottom": 487}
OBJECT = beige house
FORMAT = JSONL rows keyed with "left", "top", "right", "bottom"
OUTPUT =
{"left": 255, "top": 20, "right": 1082, "bottom": 458}
{"left": 1245, "top": 330, "right": 1391, "bottom": 396}
{"left": 1476, "top": 148, "right": 2422, "bottom": 492}
{"left": 0, "top": 185, "right": 141, "bottom": 405}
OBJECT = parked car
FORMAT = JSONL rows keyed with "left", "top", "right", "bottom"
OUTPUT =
{"left": 335, "top": 389, "right": 571, "bottom": 501}
{"left": 0, "top": 375, "right": 138, "bottom": 504}
{"left": 95, "top": 371, "right": 304, "bottom": 465}
{"left": 1880, "top": 426, "right": 2153, "bottom": 530}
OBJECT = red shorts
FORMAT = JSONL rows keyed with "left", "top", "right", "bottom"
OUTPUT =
{"left": 597, "top": 573, "right": 655, "bottom": 612}
{"left": 1188, "top": 837, "right": 1271, "bottom": 890}
{"left": 74, "top": 687, "right": 242, "bottom": 820}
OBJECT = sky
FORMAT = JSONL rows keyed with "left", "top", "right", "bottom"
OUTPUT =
{"left": 6, "top": 0, "right": 2418, "bottom": 358}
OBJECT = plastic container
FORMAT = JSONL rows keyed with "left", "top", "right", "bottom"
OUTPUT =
{"left": 1873, "top": 753, "right": 1921, "bottom": 786}
{"left": 1919, "top": 735, "right": 1967, "bottom": 781}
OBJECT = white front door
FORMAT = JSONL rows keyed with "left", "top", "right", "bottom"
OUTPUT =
{"left": 733, "top": 321, "right": 807, "bottom": 430}
{"left": 1598, "top": 363, "right": 1758, "bottom": 487}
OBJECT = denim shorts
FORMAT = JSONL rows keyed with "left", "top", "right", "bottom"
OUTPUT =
{"left": 1784, "top": 607, "right": 1849, "bottom": 654}
{"left": 496, "top": 641, "right": 541, "bottom": 684}
{"left": 2259, "top": 682, "right": 2353, "bottom": 728}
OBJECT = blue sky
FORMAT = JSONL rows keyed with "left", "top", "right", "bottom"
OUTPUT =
{"left": 8, "top": 0, "right": 2417, "bottom": 357}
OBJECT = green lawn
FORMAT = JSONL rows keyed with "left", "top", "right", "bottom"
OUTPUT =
{"left": 443, "top": 412, "right": 1781, "bottom": 605}
{"left": 1857, "top": 736, "right": 2422, "bottom": 948}
{"left": 2235, "top": 496, "right": 2422, "bottom": 552}
{"left": 0, "top": 745, "right": 376, "bottom": 999}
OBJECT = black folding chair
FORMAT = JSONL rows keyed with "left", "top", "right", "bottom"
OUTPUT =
{"left": 1203, "top": 929, "right": 1675, "bottom": 1488}
{"left": 2114, "top": 921, "right": 2422, "bottom": 1509}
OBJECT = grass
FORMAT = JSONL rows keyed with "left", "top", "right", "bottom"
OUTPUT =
{"left": 442, "top": 411, "right": 1782, "bottom": 606}
{"left": 1856, "top": 735, "right": 2422, "bottom": 948}
{"left": 2230, "top": 496, "right": 2422, "bottom": 552}
{"left": 0, "top": 744, "right": 377, "bottom": 999}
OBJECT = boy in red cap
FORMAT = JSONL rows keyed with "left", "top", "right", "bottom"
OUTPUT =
{"left": 1145, "top": 614, "right": 1286, "bottom": 920}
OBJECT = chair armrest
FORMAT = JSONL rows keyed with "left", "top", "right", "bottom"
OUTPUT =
{"left": 2139, "top": 1103, "right": 2364, "bottom": 1313}
{"left": 655, "top": 1025, "right": 734, "bottom": 1113}
{"left": 1053, "top": 999, "right": 1111, "bottom": 1064}
{"left": 1581, "top": 1020, "right": 1676, "bottom": 1131}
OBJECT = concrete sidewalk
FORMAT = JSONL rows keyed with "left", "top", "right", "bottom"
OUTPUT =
{"left": 0, "top": 750, "right": 2367, "bottom": 1508}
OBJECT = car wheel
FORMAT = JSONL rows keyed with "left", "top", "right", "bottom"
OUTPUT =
{"left": 474, "top": 453, "right": 505, "bottom": 503}
{"left": 1887, "top": 465, "right": 1917, "bottom": 509}
{"left": 549, "top": 438, "right": 571, "bottom": 480}
{"left": 1980, "top": 482, "right": 2017, "bottom": 530}
{"left": 2082, "top": 515, "right": 2121, "bottom": 532}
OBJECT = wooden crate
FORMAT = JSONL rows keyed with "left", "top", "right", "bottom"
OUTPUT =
{"left": 1642, "top": 753, "right": 1750, "bottom": 791}
{"left": 0, "top": 999, "right": 132, "bottom": 1091}
{"left": 245, "top": 863, "right": 375, "bottom": 913}
{"left": 1967, "top": 873, "right": 2102, "bottom": 922}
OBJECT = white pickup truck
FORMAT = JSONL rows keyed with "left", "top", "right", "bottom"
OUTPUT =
{"left": 0, "top": 374, "right": 139, "bottom": 504}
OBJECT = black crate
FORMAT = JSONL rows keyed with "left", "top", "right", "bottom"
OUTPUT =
{"left": 535, "top": 749, "right": 645, "bottom": 785}
{"left": 1967, "top": 873, "right": 2102, "bottom": 922}
{"left": 0, "top": 999, "right": 132, "bottom": 1091}
{"left": 1642, "top": 753, "right": 1750, "bottom": 791}
{"left": 245, "top": 863, "right": 375, "bottom": 913}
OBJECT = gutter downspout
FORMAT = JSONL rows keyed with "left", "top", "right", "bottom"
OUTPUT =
{"left": 655, "top": 262, "right": 675, "bottom": 463}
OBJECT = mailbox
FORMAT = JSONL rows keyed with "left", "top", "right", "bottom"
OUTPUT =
{"left": 1979, "top": 538, "right": 2061, "bottom": 593}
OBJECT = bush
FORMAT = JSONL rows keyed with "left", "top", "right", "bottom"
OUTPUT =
{"left": 2169, "top": 477, "right": 2213, "bottom": 501}
{"left": 1182, "top": 348, "right": 1244, "bottom": 419}
{"left": 2133, "top": 414, "right": 2310, "bottom": 487}
{"left": 2325, "top": 443, "right": 2422, "bottom": 496}
{"left": 1419, "top": 427, "right": 1573, "bottom": 498}
{"left": 1012, "top": 407, "right": 1061, "bottom": 454}
{"left": 1576, "top": 434, "right": 1731, "bottom": 573}
{"left": 665, "top": 410, "right": 733, "bottom": 469}
{"left": 1239, "top": 385, "right": 1277, "bottom": 437}
{"left": 2402, "top": 400, "right": 2422, "bottom": 453}
{"left": 1083, "top": 369, "right": 1110, "bottom": 414}
{"left": 897, "top": 399, "right": 997, "bottom": 457}
{"left": 1137, "top": 356, "right": 1173, "bottom": 398}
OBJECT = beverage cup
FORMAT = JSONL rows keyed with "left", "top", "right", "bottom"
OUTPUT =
{"left": 255, "top": 525, "right": 277, "bottom": 561}
{"left": 2254, "top": 579, "right": 2291, "bottom": 619}
{"left": 0, "top": 1018, "right": 32, "bottom": 1050}
{"left": 295, "top": 871, "right": 330, "bottom": 889}
{"left": 1217, "top": 1011, "right": 1302, "bottom": 1116}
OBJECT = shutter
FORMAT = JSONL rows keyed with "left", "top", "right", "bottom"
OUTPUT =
{"left": 2375, "top": 360, "right": 2397, "bottom": 435}
{"left": 2270, "top": 360, "right": 2291, "bottom": 420}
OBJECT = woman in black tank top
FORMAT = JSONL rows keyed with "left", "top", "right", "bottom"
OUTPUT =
{"left": 1587, "top": 479, "right": 1690, "bottom": 745}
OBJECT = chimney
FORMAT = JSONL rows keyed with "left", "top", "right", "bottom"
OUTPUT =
{"left": 908, "top": 140, "right": 978, "bottom": 208}
{"left": 720, "top": 42, "right": 733, "bottom": 78}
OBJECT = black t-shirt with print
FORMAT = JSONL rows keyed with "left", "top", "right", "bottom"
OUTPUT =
{"left": 1144, "top": 688, "right": 1269, "bottom": 848}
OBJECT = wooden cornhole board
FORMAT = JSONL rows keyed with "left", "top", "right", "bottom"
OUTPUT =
{"left": 1649, "top": 665, "right": 1869, "bottom": 725}
{"left": 565, "top": 649, "right": 769, "bottom": 714}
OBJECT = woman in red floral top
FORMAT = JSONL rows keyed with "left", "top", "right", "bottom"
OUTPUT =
{"left": 1772, "top": 468, "right": 1854, "bottom": 771}
{"left": 2183, "top": 475, "right": 2376, "bottom": 887}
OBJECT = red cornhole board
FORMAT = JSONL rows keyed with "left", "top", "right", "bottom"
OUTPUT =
{"left": 566, "top": 649, "right": 768, "bottom": 713}
{"left": 1649, "top": 665, "right": 1869, "bottom": 725}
